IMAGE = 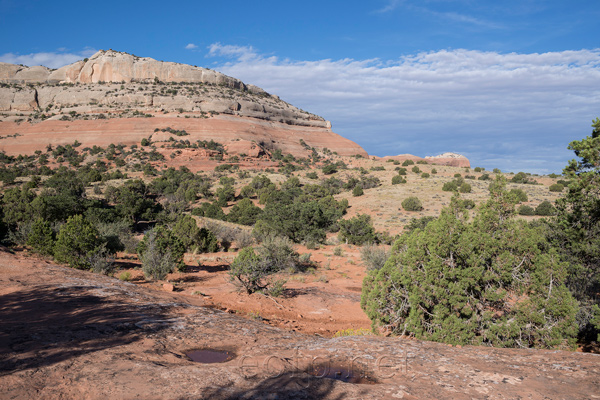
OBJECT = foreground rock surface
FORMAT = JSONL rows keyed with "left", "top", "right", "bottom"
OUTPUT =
{"left": 0, "top": 251, "right": 597, "bottom": 399}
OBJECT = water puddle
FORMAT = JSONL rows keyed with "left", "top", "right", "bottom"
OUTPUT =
{"left": 185, "top": 349, "right": 235, "bottom": 363}
{"left": 307, "top": 363, "right": 376, "bottom": 384}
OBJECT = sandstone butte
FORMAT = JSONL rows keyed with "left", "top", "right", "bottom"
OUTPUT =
{"left": 0, "top": 49, "right": 469, "bottom": 167}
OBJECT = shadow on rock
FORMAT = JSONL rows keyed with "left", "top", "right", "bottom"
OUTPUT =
{"left": 199, "top": 371, "right": 354, "bottom": 400}
{"left": 0, "top": 284, "right": 170, "bottom": 374}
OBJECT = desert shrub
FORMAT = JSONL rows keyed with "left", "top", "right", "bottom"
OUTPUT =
{"left": 229, "top": 236, "right": 298, "bottom": 294}
{"left": 474, "top": 167, "right": 483, "bottom": 172}
{"left": 401, "top": 197, "right": 423, "bottom": 211}
{"left": 549, "top": 183, "right": 564, "bottom": 192}
{"left": 338, "top": 214, "right": 376, "bottom": 245}
{"left": 431, "top": 168, "right": 437, "bottom": 174}
{"left": 370, "top": 166, "right": 385, "bottom": 171}
{"left": 518, "top": 205, "right": 535, "bottom": 216}
{"left": 417, "top": 160, "right": 428, "bottom": 165}
{"left": 493, "top": 168, "right": 501, "bottom": 173}
{"left": 478, "top": 173, "right": 491, "bottom": 181}
{"left": 535, "top": 200, "right": 556, "bottom": 216}
{"left": 465, "top": 175, "right": 476, "bottom": 179}
{"left": 402, "top": 160, "right": 414, "bottom": 166}
{"left": 26, "top": 217, "right": 55, "bottom": 256}
{"left": 442, "top": 181, "right": 458, "bottom": 192}
{"left": 411, "top": 166, "right": 421, "bottom": 174}
{"left": 229, "top": 247, "right": 272, "bottom": 294}
{"left": 459, "top": 182, "right": 471, "bottom": 193}
{"left": 216, "top": 185, "right": 235, "bottom": 206}
{"left": 306, "top": 171, "right": 318, "bottom": 179}
{"left": 87, "top": 244, "right": 116, "bottom": 275}
{"left": 362, "top": 181, "right": 578, "bottom": 349}
{"left": 352, "top": 186, "right": 364, "bottom": 197}
{"left": 360, "top": 244, "right": 389, "bottom": 271}
{"left": 421, "top": 172, "right": 430, "bottom": 179}
{"left": 333, "top": 246, "right": 343, "bottom": 256}
{"left": 391, "top": 175, "right": 406, "bottom": 185}
{"left": 239, "top": 185, "right": 255, "bottom": 199}
{"left": 510, "top": 188, "right": 529, "bottom": 203}
{"left": 259, "top": 235, "right": 300, "bottom": 272}
{"left": 322, "top": 164, "right": 337, "bottom": 175}
{"left": 511, "top": 172, "right": 537, "bottom": 185}
{"left": 454, "top": 173, "right": 462, "bottom": 178}
{"left": 191, "top": 202, "right": 226, "bottom": 220}
{"left": 54, "top": 215, "right": 103, "bottom": 269}
{"left": 396, "top": 167, "right": 407, "bottom": 175}
{"left": 227, "top": 198, "right": 263, "bottom": 225}
{"left": 234, "top": 229, "right": 254, "bottom": 248}
{"left": 137, "top": 225, "right": 186, "bottom": 275}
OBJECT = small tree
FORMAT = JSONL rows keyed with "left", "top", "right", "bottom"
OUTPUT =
{"left": 54, "top": 215, "right": 102, "bottom": 269}
{"left": 362, "top": 182, "right": 578, "bottom": 349}
{"left": 27, "top": 217, "right": 55, "bottom": 256}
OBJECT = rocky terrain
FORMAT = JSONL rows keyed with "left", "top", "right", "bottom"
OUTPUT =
{"left": 1, "top": 250, "right": 598, "bottom": 399}
{"left": 0, "top": 50, "right": 468, "bottom": 166}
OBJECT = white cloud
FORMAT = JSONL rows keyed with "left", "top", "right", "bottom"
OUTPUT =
{"left": 374, "top": 0, "right": 403, "bottom": 14}
{"left": 207, "top": 43, "right": 259, "bottom": 62}
{"left": 208, "top": 45, "right": 600, "bottom": 173}
{"left": 185, "top": 43, "right": 198, "bottom": 50}
{"left": 0, "top": 48, "right": 96, "bottom": 69}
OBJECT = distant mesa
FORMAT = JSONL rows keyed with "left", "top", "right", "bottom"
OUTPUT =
{"left": 0, "top": 49, "right": 367, "bottom": 159}
{"left": 378, "top": 152, "right": 470, "bottom": 168}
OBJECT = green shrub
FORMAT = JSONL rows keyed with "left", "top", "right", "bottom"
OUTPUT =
{"left": 396, "top": 167, "right": 407, "bottom": 175}
{"left": 338, "top": 214, "right": 376, "bottom": 245}
{"left": 549, "top": 183, "right": 564, "bottom": 192}
{"left": 54, "top": 215, "right": 103, "bottom": 269}
{"left": 431, "top": 168, "right": 437, "bottom": 174}
{"left": 404, "top": 216, "right": 437, "bottom": 233}
{"left": 411, "top": 166, "right": 421, "bottom": 174}
{"left": 402, "top": 160, "right": 414, "bottom": 166}
{"left": 535, "top": 200, "right": 556, "bottom": 216}
{"left": 27, "top": 217, "right": 55, "bottom": 256}
{"left": 478, "top": 173, "right": 491, "bottom": 181}
{"left": 352, "top": 186, "right": 364, "bottom": 197}
{"left": 421, "top": 172, "right": 430, "bottom": 179}
{"left": 459, "top": 182, "right": 472, "bottom": 193}
{"left": 518, "top": 205, "right": 535, "bottom": 216}
{"left": 442, "top": 181, "right": 458, "bottom": 192}
{"left": 510, "top": 188, "right": 529, "bottom": 203}
{"left": 362, "top": 181, "right": 578, "bottom": 349}
{"left": 227, "top": 198, "right": 263, "bottom": 225}
{"left": 322, "top": 164, "right": 337, "bottom": 175}
{"left": 137, "top": 225, "right": 186, "bottom": 276}
{"left": 306, "top": 171, "right": 318, "bottom": 180}
{"left": 333, "top": 246, "right": 344, "bottom": 256}
{"left": 391, "top": 175, "right": 406, "bottom": 185}
{"left": 474, "top": 167, "right": 484, "bottom": 172}
{"left": 454, "top": 173, "right": 462, "bottom": 178}
{"left": 402, "top": 197, "right": 423, "bottom": 211}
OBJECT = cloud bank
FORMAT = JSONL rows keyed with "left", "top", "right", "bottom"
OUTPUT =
{"left": 209, "top": 45, "right": 600, "bottom": 173}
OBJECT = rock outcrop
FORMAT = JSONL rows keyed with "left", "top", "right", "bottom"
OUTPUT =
{"left": 379, "top": 152, "right": 471, "bottom": 168}
{"left": 1, "top": 251, "right": 598, "bottom": 399}
{"left": 0, "top": 50, "right": 330, "bottom": 129}
{"left": 0, "top": 50, "right": 370, "bottom": 159}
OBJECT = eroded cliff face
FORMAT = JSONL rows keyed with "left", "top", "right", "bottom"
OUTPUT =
{"left": 0, "top": 50, "right": 370, "bottom": 159}
{"left": 0, "top": 50, "right": 330, "bottom": 129}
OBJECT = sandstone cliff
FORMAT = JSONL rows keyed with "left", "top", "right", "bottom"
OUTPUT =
{"left": 379, "top": 152, "right": 471, "bottom": 168}
{"left": 0, "top": 50, "right": 370, "bottom": 158}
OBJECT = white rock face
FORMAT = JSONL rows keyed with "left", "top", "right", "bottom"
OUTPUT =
{"left": 0, "top": 50, "right": 330, "bottom": 128}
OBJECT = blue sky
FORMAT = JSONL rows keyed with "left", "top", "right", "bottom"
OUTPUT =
{"left": 1, "top": 0, "right": 599, "bottom": 173}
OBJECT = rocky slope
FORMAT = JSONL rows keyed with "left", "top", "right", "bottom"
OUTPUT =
{"left": 0, "top": 50, "right": 369, "bottom": 159}
{"left": 0, "top": 250, "right": 597, "bottom": 399}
